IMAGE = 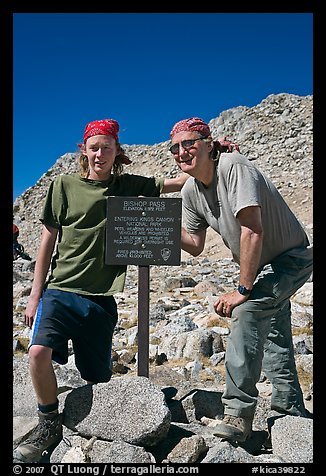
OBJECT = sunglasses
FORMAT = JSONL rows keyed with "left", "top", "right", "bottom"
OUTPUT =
{"left": 169, "top": 136, "right": 209, "bottom": 155}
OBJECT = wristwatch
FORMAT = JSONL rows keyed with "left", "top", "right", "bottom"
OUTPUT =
{"left": 237, "top": 285, "right": 252, "bottom": 296}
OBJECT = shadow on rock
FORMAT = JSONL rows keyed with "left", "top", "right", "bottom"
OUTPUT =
{"left": 148, "top": 423, "right": 195, "bottom": 462}
{"left": 228, "top": 430, "right": 270, "bottom": 456}
{"left": 63, "top": 383, "right": 94, "bottom": 430}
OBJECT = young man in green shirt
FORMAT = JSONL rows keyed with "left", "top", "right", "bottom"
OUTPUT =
{"left": 13, "top": 118, "right": 188, "bottom": 463}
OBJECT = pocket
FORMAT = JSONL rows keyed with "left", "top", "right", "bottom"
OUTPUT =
{"left": 271, "top": 255, "right": 312, "bottom": 301}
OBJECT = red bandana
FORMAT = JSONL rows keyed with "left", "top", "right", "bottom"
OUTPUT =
{"left": 170, "top": 117, "right": 211, "bottom": 138}
{"left": 83, "top": 119, "right": 119, "bottom": 143}
{"left": 82, "top": 118, "right": 132, "bottom": 165}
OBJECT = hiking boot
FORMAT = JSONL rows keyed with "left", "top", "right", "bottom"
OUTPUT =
{"left": 13, "top": 410, "right": 63, "bottom": 463}
{"left": 213, "top": 415, "right": 253, "bottom": 442}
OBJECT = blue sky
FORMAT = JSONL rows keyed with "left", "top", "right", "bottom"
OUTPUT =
{"left": 13, "top": 12, "right": 313, "bottom": 201}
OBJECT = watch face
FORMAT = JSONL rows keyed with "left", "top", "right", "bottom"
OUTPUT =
{"left": 238, "top": 285, "right": 250, "bottom": 295}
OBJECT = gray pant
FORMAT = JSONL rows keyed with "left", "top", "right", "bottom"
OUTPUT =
{"left": 222, "top": 246, "right": 313, "bottom": 419}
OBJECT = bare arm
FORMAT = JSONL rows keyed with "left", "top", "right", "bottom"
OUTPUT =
{"left": 24, "top": 224, "right": 58, "bottom": 328}
{"left": 237, "top": 205, "right": 264, "bottom": 291}
{"left": 181, "top": 227, "right": 206, "bottom": 256}
{"left": 162, "top": 173, "right": 190, "bottom": 193}
{"left": 214, "top": 205, "right": 264, "bottom": 316}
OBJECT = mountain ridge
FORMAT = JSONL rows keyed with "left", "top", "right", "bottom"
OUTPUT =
{"left": 13, "top": 92, "right": 313, "bottom": 261}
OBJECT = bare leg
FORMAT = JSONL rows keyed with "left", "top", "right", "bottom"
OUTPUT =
{"left": 13, "top": 345, "right": 63, "bottom": 462}
{"left": 28, "top": 345, "right": 58, "bottom": 406}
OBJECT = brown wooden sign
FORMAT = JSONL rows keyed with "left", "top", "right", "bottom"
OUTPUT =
{"left": 105, "top": 196, "right": 181, "bottom": 266}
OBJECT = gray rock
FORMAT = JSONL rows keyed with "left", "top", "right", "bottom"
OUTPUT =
{"left": 271, "top": 415, "right": 313, "bottom": 463}
{"left": 63, "top": 377, "right": 171, "bottom": 446}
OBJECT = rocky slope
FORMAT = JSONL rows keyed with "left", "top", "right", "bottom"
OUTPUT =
{"left": 13, "top": 92, "right": 313, "bottom": 260}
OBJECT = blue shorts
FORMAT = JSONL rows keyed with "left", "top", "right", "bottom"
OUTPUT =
{"left": 29, "top": 288, "right": 118, "bottom": 383}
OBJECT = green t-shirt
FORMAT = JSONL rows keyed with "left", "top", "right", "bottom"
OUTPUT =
{"left": 41, "top": 172, "right": 164, "bottom": 295}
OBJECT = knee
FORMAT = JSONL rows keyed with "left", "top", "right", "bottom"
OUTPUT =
{"left": 231, "top": 303, "right": 252, "bottom": 327}
{"left": 28, "top": 345, "right": 52, "bottom": 366}
{"left": 232, "top": 300, "right": 268, "bottom": 326}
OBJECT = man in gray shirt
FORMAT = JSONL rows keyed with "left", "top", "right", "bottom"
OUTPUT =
{"left": 169, "top": 117, "right": 313, "bottom": 443}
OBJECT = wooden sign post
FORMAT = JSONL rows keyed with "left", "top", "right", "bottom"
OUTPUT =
{"left": 105, "top": 196, "right": 181, "bottom": 377}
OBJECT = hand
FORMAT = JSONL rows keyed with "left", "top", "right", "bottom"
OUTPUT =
{"left": 214, "top": 289, "right": 248, "bottom": 317}
{"left": 24, "top": 296, "right": 40, "bottom": 328}
{"left": 217, "top": 137, "right": 240, "bottom": 153}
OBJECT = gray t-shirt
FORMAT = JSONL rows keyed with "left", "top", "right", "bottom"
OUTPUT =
{"left": 182, "top": 151, "right": 311, "bottom": 268}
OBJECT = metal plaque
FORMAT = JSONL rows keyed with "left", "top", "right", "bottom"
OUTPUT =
{"left": 105, "top": 196, "right": 182, "bottom": 266}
